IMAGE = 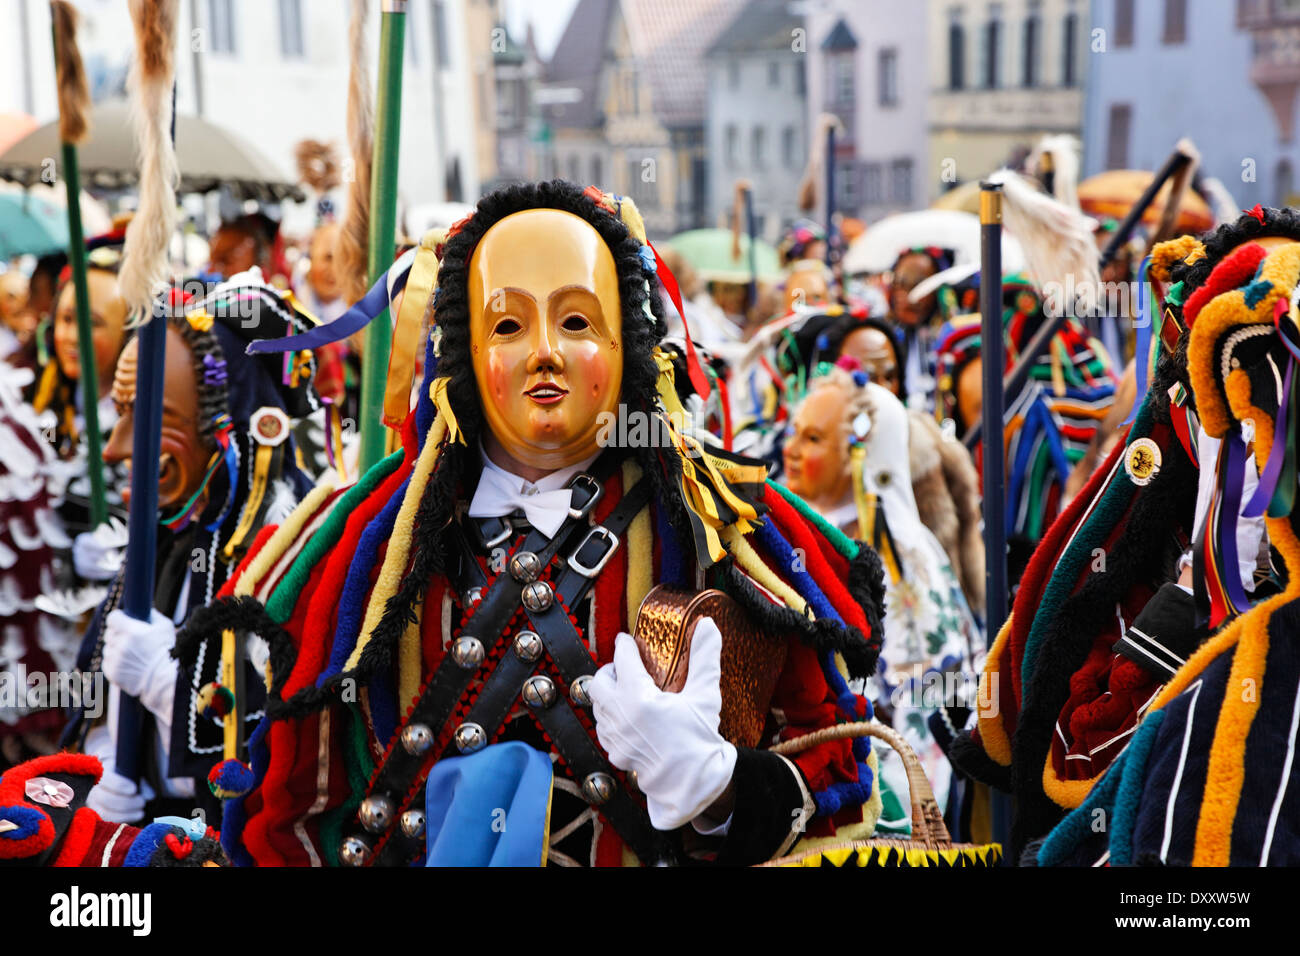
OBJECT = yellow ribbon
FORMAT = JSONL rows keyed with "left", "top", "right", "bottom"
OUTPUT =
{"left": 429, "top": 375, "right": 465, "bottom": 446}
{"left": 385, "top": 231, "right": 444, "bottom": 429}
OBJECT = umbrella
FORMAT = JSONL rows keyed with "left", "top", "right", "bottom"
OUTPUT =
{"left": 664, "top": 228, "right": 782, "bottom": 284}
{"left": 931, "top": 180, "right": 983, "bottom": 215}
{"left": 0, "top": 192, "right": 69, "bottom": 259}
{"left": 0, "top": 102, "right": 304, "bottom": 203}
{"left": 0, "top": 113, "right": 38, "bottom": 156}
{"left": 843, "top": 208, "right": 1026, "bottom": 277}
{"left": 1079, "top": 169, "right": 1213, "bottom": 235}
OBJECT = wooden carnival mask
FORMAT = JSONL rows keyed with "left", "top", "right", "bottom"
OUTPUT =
{"left": 468, "top": 208, "right": 624, "bottom": 473}
{"left": 840, "top": 326, "right": 901, "bottom": 398}
{"left": 104, "top": 325, "right": 214, "bottom": 510}
{"left": 783, "top": 384, "right": 852, "bottom": 510}
{"left": 52, "top": 269, "right": 128, "bottom": 394}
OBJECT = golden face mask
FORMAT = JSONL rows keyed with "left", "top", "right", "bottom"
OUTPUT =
{"left": 468, "top": 208, "right": 624, "bottom": 472}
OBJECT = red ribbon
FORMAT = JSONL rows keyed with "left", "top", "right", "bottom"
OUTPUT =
{"left": 650, "top": 242, "right": 711, "bottom": 399}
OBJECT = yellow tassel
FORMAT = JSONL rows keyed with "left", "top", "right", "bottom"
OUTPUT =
{"left": 346, "top": 416, "right": 446, "bottom": 672}
{"left": 622, "top": 459, "right": 653, "bottom": 626}
{"left": 720, "top": 526, "right": 811, "bottom": 618}
{"left": 429, "top": 376, "right": 464, "bottom": 446}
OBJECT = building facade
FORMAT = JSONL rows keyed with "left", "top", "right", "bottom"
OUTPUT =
{"left": 2, "top": 0, "right": 480, "bottom": 230}
{"left": 704, "top": 0, "right": 808, "bottom": 241}
{"left": 929, "top": 0, "right": 1088, "bottom": 197}
{"left": 804, "top": 0, "right": 930, "bottom": 222}
{"left": 1084, "top": 0, "right": 1300, "bottom": 210}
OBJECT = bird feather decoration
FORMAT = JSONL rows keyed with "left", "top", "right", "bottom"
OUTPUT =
{"left": 987, "top": 168, "right": 1099, "bottom": 309}
{"left": 51, "top": 0, "right": 92, "bottom": 146}
{"left": 1027, "top": 134, "right": 1081, "bottom": 210}
{"left": 337, "top": 0, "right": 374, "bottom": 307}
{"left": 119, "top": 0, "right": 180, "bottom": 327}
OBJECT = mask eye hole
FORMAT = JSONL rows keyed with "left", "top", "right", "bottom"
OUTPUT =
{"left": 876, "top": 471, "right": 892, "bottom": 486}
{"left": 492, "top": 318, "right": 522, "bottom": 337}
{"left": 560, "top": 314, "right": 590, "bottom": 333}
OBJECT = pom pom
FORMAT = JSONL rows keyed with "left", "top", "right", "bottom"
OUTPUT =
{"left": 207, "top": 759, "right": 255, "bottom": 800}
{"left": 196, "top": 681, "right": 235, "bottom": 720}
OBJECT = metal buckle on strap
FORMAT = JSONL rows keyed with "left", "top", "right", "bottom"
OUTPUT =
{"left": 566, "top": 525, "right": 620, "bottom": 578}
{"left": 476, "top": 514, "right": 514, "bottom": 549}
{"left": 566, "top": 473, "right": 603, "bottom": 519}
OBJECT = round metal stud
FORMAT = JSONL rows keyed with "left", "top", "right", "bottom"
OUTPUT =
{"left": 465, "top": 586, "right": 483, "bottom": 605}
{"left": 400, "top": 723, "right": 435, "bottom": 756}
{"left": 569, "top": 674, "right": 593, "bottom": 707}
{"left": 399, "top": 810, "right": 426, "bottom": 839}
{"left": 359, "top": 795, "right": 396, "bottom": 833}
{"left": 513, "top": 630, "right": 543, "bottom": 663}
{"left": 454, "top": 721, "right": 487, "bottom": 754}
{"left": 509, "top": 550, "right": 542, "bottom": 583}
{"left": 625, "top": 769, "right": 640, "bottom": 794}
{"left": 521, "top": 580, "right": 554, "bottom": 613}
{"left": 450, "top": 636, "right": 485, "bottom": 669}
{"left": 522, "top": 675, "right": 557, "bottom": 709}
{"left": 339, "top": 835, "right": 372, "bottom": 867}
{"left": 582, "top": 772, "right": 616, "bottom": 806}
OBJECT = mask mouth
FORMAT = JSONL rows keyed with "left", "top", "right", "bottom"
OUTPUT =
{"left": 524, "top": 382, "right": 568, "bottom": 404}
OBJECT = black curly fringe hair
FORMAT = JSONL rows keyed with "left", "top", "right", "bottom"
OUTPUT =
{"left": 165, "top": 314, "right": 230, "bottom": 447}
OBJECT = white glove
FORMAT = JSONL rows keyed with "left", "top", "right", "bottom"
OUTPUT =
{"left": 589, "top": 616, "right": 737, "bottom": 831}
{"left": 85, "top": 762, "right": 148, "bottom": 824}
{"left": 102, "top": 608, "right": 179, "bottom": 722}
{"left": 72, "top": 528, "right": 124, "bottom": 582}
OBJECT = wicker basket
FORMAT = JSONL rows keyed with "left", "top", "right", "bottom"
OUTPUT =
{"left": 759, "top": 721, "right": 1002, "bottom": 868}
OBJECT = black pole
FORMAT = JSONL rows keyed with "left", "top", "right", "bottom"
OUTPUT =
{"left": 824, "top": 124, "right": 835, "bottom": 272}
{"left": 743, "top": 186, "right": 757, "bottom": 311}
{"left": 979, "top": 181, "right": 1008, "bottom": 640}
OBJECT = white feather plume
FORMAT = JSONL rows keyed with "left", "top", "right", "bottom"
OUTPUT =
{"left": 988, "top": 168, "right": 1099, "bottom": 304}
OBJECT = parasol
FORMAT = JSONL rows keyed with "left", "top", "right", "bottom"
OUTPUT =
{"left": 842, "top": 208, "right": 1026, "bottom": 277}
{"left": 0, "top": 102, "right": 304, "bottom": 202}
{"left": 1079, "top": 168, "right": 1213, "bottom": 235}
{"left": 664, "top": 228, "right": 782, "bottom": 284}
{"left": 930, "top": 180, "right": 982, "bottom": 215}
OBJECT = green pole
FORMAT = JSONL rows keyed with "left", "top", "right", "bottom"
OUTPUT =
{"left": 52, "top": 29, "right": 107, "bottom": 527}
{"left": 359, "top": 0, "right": 407, "bottom": 472}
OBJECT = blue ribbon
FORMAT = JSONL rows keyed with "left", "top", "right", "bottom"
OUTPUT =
{"left": 245, "top": 265, "right": 408, "bottom": 356}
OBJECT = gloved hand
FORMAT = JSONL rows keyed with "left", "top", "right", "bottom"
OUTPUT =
{"left": 72, "top": 523, "right": 126, "bottom": 582}
{"left": 589, "top": 616, "right": 737, "bottom": 831}
{"left": 101, "top": 609, "right": 178, "bottom": 721}
{"left": 86, "top": 762, "right": 148, "bottom": 824}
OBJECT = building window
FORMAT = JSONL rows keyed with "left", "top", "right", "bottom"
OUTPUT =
{"left": 1163, "top": 0, "right": 1187, "bottom": 43}
{"left": 794, "top": 60, "right": 806, "bottom": 96}
{"left": 1063, "top": 13, "right": 1078, "bottom": 86}
{"left": 1277, "top": 158, "right": 1294, "bottom": 206}
{"left": 1022, "top": 10, "right": 1039, "bottom": 87}
{"left": 725, "top": 125, "right": 739, "bottom": 169}
{"left": 751, "top": 127, "right": 766, "bottom": 169}
{"left": 278, "top": 0, "right": 304, "bottom": 58}
{"left": 984, "top": 8, "right": 1001, "bottom": 88}
{"left": 863, "top": 162, "right": 883, "bottom": 205}
{"left": 1115, "top": 0, "right": 1135, "bottom": 47}
{"left": 890, "top": 159, "right": 913, "bottom": 204}
{"left": 728, "top": 61, "right": 740, "bottom": 89}
{"left": 591, "top": 156, "right": 603, "bottom": 188}
{"left": 878, "top": 48, "right": 899, "bottom": 106}
{"left": 627, "top": 156, "right": 657, "bottom": 209}
{"left": 567, "top": 156, "right": 580, "bottom": 183}
{"left": 768, "top": 62, "right": 781, "bottom": 87}
{"left": 782, "top": 125, "right": 798, "bottom": 169}
{"left": 834, "top": 56, "right": 855, "bottom": 103}
{"left": 431, "top": 0, "right": 450, "bottom": 70}
{"left": 208, "top": 0, "right": 237, "bottom": 54}
{"left": 1106, "top": 103, "right": 1132, "bottom": 169}
{"left": 949, "top": 21, "right": 965, "bottom": 90}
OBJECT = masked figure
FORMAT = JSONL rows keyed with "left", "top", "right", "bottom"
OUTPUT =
{"left": 58, "top": 279, "right": 323, "bottom": 832}
{"left": 784, "top": 369, "right": 981, "bottom": 828}
{"left": 182, "top": 181, "right": 891, "bottom": 868}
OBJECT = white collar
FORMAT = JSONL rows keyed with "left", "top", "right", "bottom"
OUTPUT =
{"left": 467, "top": 443, "right": 601, "bottom": 538}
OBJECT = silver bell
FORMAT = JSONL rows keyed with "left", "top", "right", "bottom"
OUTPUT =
{"left": 522, "top": 675, "right": 557, "bottom": 709}
{"left": 521, "top": 580, "right": 554, "bottom": 613}
{"left": 401, "top": 722, "right": 435, "bottom": 756}
{"left": 359, "top": 795, "right": 396, "bottom": 833}
{"left": 569, "top": 674, "right": 593, "bottom": 707}
{"left": 339, "top": 835, "right": 372, "bottom": 867}
{"left": 399, "top": 810, "right": 426, "bottom": 839}
{"left": 454, "top": 721, "right": 487, "bottom": 754}
{"left": 509, "top": 550, "right": 542, "bottom": 583}
{"left": 450, "top": 636, "right": 485, "bottom": 669}
{"left": 513, "top": 629, "right": 543, "bottom": 662}
{"left": 582, "top": 772, "right": 616, "bottom": 806}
